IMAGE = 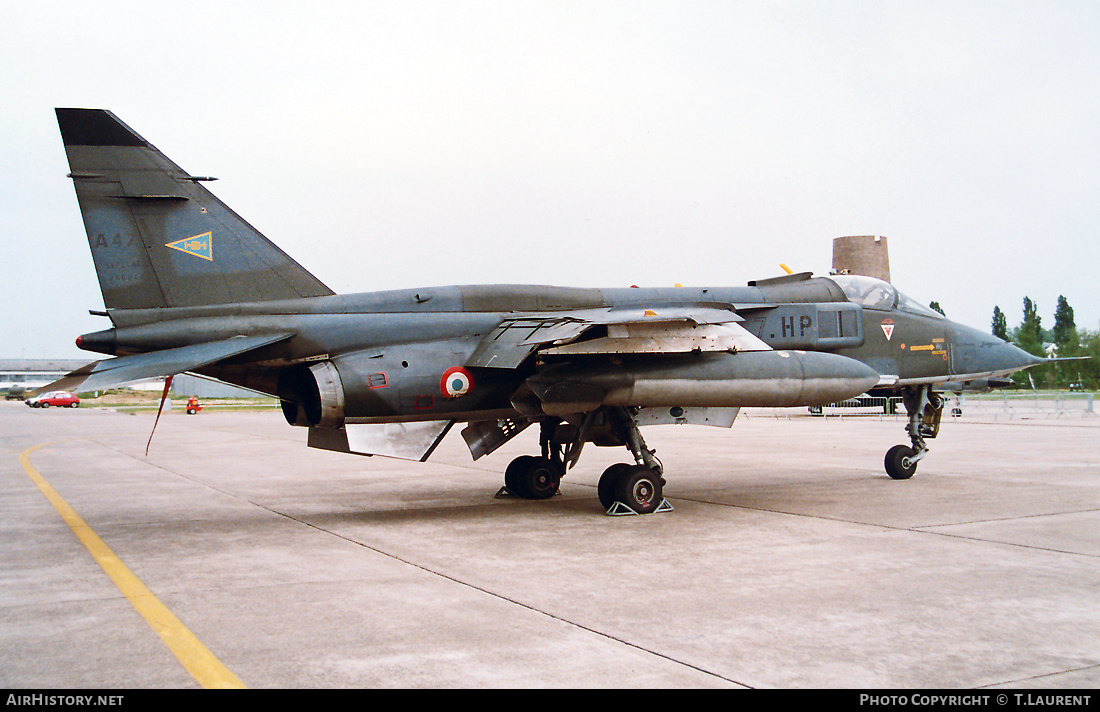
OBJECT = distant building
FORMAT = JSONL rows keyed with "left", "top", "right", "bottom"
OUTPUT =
{"left": 169, "top": 373, "right": 263, "bottom": 399}
{"left": 0, "top": 359, "right": 259, "bottom": 398}
{"left": 0, "top": 359, "right": 88, "bottom": 393}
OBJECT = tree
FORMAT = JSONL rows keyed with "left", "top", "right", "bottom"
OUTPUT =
{"left": 1014, "top": 297, "right": 1044, "bottom": 355}
{"left": 1052, "top": 295, "right": 1077, "bottom": 347}
{"left": 1012, "top": 297, "right": 1047, "bottom": 387}
{"left": 991, "top": 306, "right": 1008, "bottom": 341}
{"left": 1051, "top": 295, "right": 1080, "bottom": 386}
{"left": 929, "top": 301, "right": 945, "bottom": 316}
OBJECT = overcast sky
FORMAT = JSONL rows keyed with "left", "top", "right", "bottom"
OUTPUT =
{"left": 3, "top": 1, "right": 1097, "bottom": 359}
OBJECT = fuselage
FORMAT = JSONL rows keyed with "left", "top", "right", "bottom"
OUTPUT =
{"left": 76, "top": 274, "right": 1039, "bottom": 425}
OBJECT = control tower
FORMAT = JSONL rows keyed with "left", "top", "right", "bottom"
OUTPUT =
{"left": 831, "top": 235, "right": 890, "bottom": 283}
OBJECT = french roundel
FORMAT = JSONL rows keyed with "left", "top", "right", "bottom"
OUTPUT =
{"left": 440, "top": 366, "right": 473, "bottom": 398}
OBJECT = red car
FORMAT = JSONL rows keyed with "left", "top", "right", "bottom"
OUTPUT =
{"left": 26, "top": 391, "right": 80, "bottom": 408}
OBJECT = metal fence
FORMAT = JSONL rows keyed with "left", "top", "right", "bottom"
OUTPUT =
{"left": 808, "top": 392, "right": 1096, "bottom": 420}
{"left": 808, "top": 396, "right": 902, "bottom": 418}
{"left": 956, "top": 392, "right": 1096, "bottom": 419}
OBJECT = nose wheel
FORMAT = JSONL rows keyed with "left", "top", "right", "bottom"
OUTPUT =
{"left": 884, "top": 444, "right": 918, "bottom": 480}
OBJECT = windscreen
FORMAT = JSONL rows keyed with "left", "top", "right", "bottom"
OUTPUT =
{"left": 827, "top": 274, "right": 944, "bottom": 318}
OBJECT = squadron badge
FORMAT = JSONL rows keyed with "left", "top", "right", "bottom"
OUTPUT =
{"left": 166, "top": 232, "right": 213, "bottom": 261}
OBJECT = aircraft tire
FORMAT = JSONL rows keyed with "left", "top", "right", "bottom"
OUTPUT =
{"left": 884, "top": 445, "right": 917, "bottom": 480}
{"left": 504, "top": 456, "right": 536, "bottom": 496}
{"left": 505, "top": 456, "right": 561, "bottom": 499}
{"left": 521, "top": 458, "right": 562, "bottom": 500}
{"left": 614, "top": 465, "right": 663, "bottom": 514}
{"left": 598, "top": 463, "right": 632, "bottom": 510}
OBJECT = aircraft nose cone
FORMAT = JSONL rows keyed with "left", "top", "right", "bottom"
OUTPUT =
{"left": 949, "top": 322, "right": 1044, "bottom": 375}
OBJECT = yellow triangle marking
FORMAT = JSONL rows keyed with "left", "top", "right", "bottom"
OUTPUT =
{"left": 166, "top": 232, "right": 213, "bottom": 261}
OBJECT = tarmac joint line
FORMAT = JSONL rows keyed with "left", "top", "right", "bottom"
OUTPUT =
{"left": 18, "top": 441, "right": 247, "bottom": 689}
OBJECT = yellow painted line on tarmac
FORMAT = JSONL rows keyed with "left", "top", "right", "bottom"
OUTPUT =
{"left": 19, "top": 442, "right": 246, "bottom": 689}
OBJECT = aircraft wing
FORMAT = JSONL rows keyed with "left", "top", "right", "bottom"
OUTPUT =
{"left": 466, "top": 305, "right": 770, "bottom": 369}
{"left": 34, "top": 333, "right": 294, "bottom": 394}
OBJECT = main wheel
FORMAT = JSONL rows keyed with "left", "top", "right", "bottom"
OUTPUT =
{"left": 521, "top": 458, "right": 562, "bottom": 500}
{"left": 504, "top": 456, "right": 536, "bottom": 496}
{"left": 598, "top": 463, "right": 632, "bottom": 510}
{"left": 614, "top": 465, "right": 664, "bottom": 514}
{"left": 505, "top": 456, "right": 561, "bottom": 499}
{"left": 884, "top": 444, "right": 917, "bottom": 480}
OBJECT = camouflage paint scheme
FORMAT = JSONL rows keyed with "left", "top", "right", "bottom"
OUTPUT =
{"left": 45, "top": 109, "right": 1045, "bottom": 513}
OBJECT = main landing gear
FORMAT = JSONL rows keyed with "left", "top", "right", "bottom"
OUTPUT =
{"left": 595, "top": 407, "right": 667, "bottom": 514}
{"left": 596, "top": 463, "right": 667, "bottom": 515}
{"left": 884, "top": 385, "right": 944, "bottom": 480}
{"left": 500, "top": 407, "right": 670, "bottom": 514}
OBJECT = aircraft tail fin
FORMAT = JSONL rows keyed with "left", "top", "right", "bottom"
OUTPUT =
{"left": 56, "top": 109, "right": 333, "bottom": 314}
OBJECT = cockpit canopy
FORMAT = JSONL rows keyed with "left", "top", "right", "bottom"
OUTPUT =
{"left": 826, "top": 274, "right": 944, "bottom": 319}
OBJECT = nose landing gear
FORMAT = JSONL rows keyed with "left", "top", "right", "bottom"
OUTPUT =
{"left": 884, "top": 385, "right": 944, "bottom": 480}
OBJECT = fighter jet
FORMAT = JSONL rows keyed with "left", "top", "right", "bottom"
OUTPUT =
{"left": 44, "top": 108, "right": 1047, "bottom": 513}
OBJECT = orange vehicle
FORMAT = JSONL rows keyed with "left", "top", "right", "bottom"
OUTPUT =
{"left": 185, "top": 396, "right": 203, "bottom": 415}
